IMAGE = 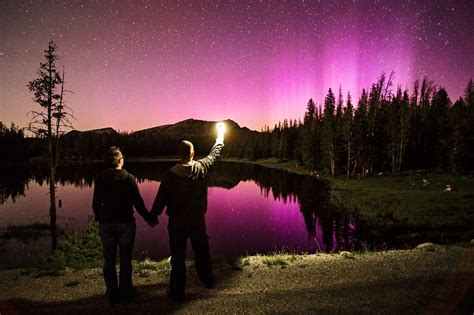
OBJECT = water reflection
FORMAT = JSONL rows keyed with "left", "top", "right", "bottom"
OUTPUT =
{"left": 0, "top": 162, "right": 358, "bottom": 263}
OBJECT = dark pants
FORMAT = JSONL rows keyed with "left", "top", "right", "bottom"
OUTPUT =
{"left": 168, "top": 217, "right": 213, "bottom": 297}
{"left": 99, "top": 222, "right": 136, "bottom": 295}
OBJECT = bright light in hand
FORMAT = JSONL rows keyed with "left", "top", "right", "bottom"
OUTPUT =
{"left": 216, "top": 122, "right": 226, "bottom": 142}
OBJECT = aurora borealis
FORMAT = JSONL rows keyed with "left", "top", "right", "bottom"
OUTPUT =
{"left": 1, "top": 0, "right": 473, "bottom": 131}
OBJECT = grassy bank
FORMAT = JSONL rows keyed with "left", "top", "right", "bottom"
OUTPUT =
{"left": 224, "top": 158, "right": 474, "bottom": 232}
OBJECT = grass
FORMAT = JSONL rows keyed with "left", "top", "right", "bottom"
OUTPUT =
{"left": 0, "top": 223, "right": 50, "bottom": 242}
{"left": 224, "top": 251, "right": 304, "bottom": 270}
{"left": 339, "top": 251, "right": 356, "bottom": 259}
{"left": 259, "top": 251, "right": 302, "bottom": 269}
{"left": 135, "top": 258, "right": 170, "bottom": 277}
{"left": 36, "top": 220, "right": 174, "bottom": 274}
{"left": 236, "top": 158, "right": 474, "bottom": 231}
{"left": 226, "top": 257, "right": 244, "bottom": 271}
{"left": 329, "top": 173, "right": 474, "bottom": 228}
{"left": 38, "top": 216, "right": 103, "bottom": 271}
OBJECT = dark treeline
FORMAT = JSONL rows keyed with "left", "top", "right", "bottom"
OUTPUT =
{"left": 250, "top": 75, "right": 474, "bottom": 175}
{"left": 2, "top": 75, "right": 473, "bottom": 175}
{"left": 0, "top": 122, "right": 29, "bottom": 162}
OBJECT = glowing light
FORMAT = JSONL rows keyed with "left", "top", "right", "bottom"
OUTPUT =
{"left": 216, "top": 122, "right": 226, "bottom": 143}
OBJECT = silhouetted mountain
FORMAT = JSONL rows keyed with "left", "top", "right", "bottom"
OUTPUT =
{"left": 60, "top": 119, "right": 259, "bottom": 158}
{"left": 65, "top": 127, "right": 118, "bottom": 137}
{"left": 133, "top": 118, "right": 252, "bottom": 137}
{"left": 132, "top": 118, "right": 259, "bottom": 157}
{"left": 65, "top": 119, "right": 254, "bottom": 138}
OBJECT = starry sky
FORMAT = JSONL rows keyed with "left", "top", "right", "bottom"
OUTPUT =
{"left": 1, "top": 0, "right": 473, "bottom": 132}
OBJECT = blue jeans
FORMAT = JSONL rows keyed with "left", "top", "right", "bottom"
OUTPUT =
{"left": 99, "top": 222, "right": 136, "bottom": 294}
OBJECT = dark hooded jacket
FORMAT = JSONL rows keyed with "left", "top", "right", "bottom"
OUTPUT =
{"left": 150, "top": 143, "right": 223, "bottom": 222}
{"left": 92, "top": 168, "right": 148, "bottom": 223}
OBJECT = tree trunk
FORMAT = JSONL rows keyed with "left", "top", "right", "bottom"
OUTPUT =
{"left": 398, "top": 128, "right": 404, "bottom": 175}
{"left": 48, "top": 135, "right": 58, "bottom": 251}
{"left": 47, "top": 62, "right": 57, "bottom": 251}
{"left": 391, "top": 145, "right": 396, "bottom": 174}
{"left": 329, "top": 142, "right": 335, "bottom": 176}
{"left": 346, "top": 139, "right": 351, "bottom": 178}
{"left": 49, "top": 165, "right": 57, "bottom": 251}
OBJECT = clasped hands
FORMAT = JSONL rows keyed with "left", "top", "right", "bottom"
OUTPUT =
{"left": 146, "top": 214, "right": 159, "bottom": 228}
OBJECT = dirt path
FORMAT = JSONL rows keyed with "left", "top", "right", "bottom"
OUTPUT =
{"left": 1, "top": 246, "right": 473, "bottom": 314}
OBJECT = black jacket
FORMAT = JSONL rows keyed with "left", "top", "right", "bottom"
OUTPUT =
{"left": 92, "top": 168, "right": 148, "bottom": 223}
{"left": 150, "top": 143, "right": 223, "bottom": 221}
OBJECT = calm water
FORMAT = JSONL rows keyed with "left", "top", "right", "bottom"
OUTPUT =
{"left": 3, "top": 161, "right": 469, "bottom": 268}
{"left": 0, "top": 162, "right": 361, "bottom": 266}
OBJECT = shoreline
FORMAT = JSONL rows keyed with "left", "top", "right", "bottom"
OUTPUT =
{"left": 0, "top": 245, "right": 473, "bottom": 313}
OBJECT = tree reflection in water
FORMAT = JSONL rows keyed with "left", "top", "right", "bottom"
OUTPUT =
{"left": 1, "top": 162, "right": 358, "bottom": 253}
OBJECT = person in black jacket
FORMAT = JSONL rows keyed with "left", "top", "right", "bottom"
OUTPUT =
{"left": 148, "top": 136, "right": 224, "bottom": 300}
{"left": 92, "top": 146, "right": 150, "bottom": 303}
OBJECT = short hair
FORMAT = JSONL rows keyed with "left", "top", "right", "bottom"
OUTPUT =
{"left": 177, "top": 140, "right": 194, "bottom": 160}
{"left": 104, "top": 146, "right": 123, "bottom": 167}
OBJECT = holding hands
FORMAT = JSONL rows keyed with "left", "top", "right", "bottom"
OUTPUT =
{"left": 146, "top": 213, "right": 159, "bottom": 228}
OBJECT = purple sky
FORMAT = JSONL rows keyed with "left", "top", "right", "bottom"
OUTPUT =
{"left": 1, "top": 0, "right": 473, "bottom": 132}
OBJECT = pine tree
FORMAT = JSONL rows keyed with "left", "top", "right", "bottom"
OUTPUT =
{"left": 335, "top": 86, "right": 344, "bottom": 174}
{"left": 462, "top": 79, "right": 474, "bottom": 170}
{"left": 388, "top": 88, "right": 402, "bottom": 174}
{"left": 353, "top": 89, "right": 369, "bottom": 176}
{"left": 430, "top": 88, "right": 451, "bottom": 170}
{"left": 398, "top": 89, "right": 410, "bottom": 174}
{"left": 321, "top": 89, "right": 336, "bottom": 175}
{"left": 342, "top": 92, "right": 354, "bottom": 177}
{"left": 449, "top": 97, "right": 466, "bottom": 173}
{"left": 300, "top": 99, "right": 318, "bottom": 169}
{"left": 419, "top": 76, "right": 436, "bottom": 168}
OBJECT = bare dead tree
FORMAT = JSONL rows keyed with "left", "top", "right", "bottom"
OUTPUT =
{"left": 27, "top": 41, "right": 74, "bottom": 251}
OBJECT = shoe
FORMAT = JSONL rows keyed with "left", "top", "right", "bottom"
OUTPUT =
{"left": 201, "top": 276, "right": 214, "bottom": 289}
{"left": 204, "top": 279, "right": 214, "bottom": 289}
{"left": 167, "top": 290, "right": 184, "bottom": 302}
{"left": 106, "top": 288, "right": 121, "bottom": 304}
{"left": 120, "top": 286, "right": 137, "bottom": 303}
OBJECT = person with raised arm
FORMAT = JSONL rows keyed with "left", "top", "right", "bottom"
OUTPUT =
{"left": 147, "top": 122, "right": 225, "bottom": 301}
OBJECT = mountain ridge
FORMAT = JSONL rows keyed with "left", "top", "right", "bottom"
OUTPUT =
{"left": 67, "top": 118, "right": 254, "bottom": 135}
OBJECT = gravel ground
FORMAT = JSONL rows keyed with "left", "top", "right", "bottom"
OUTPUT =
{"left": 0, "top": 245, "right": 473, "bottom": 314}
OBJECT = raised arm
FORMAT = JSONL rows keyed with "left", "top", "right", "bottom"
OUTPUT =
{"left": 192, "top": 142, "right": 224, "bottom": 179}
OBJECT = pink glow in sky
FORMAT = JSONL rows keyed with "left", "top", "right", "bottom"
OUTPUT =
{"left": 1, "top": 1, "right": 473, "bottom": 131}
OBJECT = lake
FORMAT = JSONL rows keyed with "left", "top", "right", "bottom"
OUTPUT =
{"left": 1, "top": 161, "right": 361, "bottom": 267}
{"left": 0, "top": 161, "right": 447, "bottom": 267}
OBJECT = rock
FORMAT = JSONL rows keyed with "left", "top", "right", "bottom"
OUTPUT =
{"left": 415, "top": 242, "right": 439, "bottom": 251}
{"left": 340, "top": 251, "right": 354, "bottom": 258}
